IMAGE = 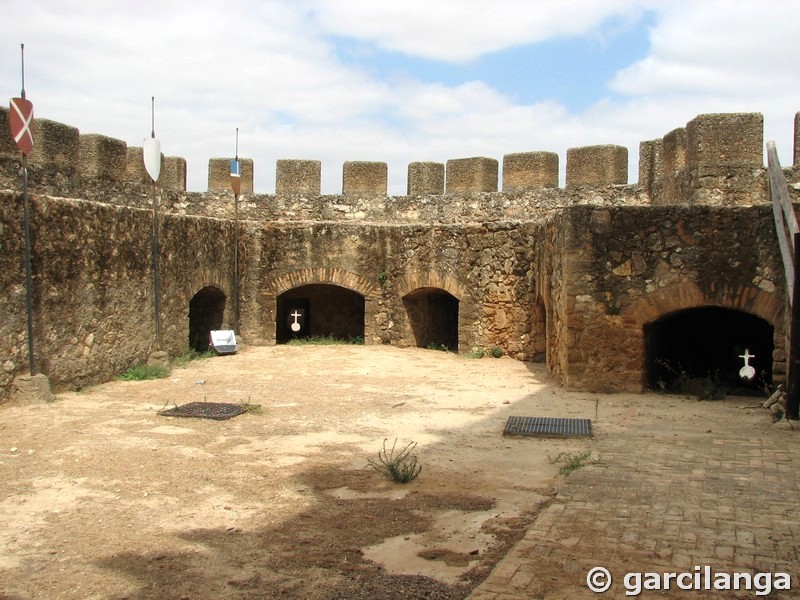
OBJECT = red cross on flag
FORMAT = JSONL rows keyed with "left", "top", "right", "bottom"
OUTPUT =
{"left": 9, "top": 97, "right": 34, "bottom": 156}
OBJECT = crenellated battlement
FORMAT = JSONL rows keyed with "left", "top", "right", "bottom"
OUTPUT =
{"left": 2, "top": 108, "right": 796, "bottom": 215}
{"left": 1, "top": 105, "right": 799, "bottom": 400}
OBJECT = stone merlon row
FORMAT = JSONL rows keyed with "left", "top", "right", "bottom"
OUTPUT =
{"left": 2, "top": 108, "right": 798, "bottom": 196}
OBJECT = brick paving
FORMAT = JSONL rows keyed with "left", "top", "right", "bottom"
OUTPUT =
{"left": 469, "top": 400, "right": 800, "bottom": 599}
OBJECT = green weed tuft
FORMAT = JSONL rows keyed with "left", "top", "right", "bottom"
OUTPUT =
{"left": 366, "top": 438, "right": 422, "bottom": 483}
{"left": 120, "top": 363, "right": 170, "bottom": 381}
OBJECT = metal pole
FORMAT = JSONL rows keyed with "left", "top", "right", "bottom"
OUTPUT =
{"left": 233, "top": 191, "right": 240, "bottom": 333}
{"left": 152, "top": 181, "right": 161, "bottom": 349}
{"left": 22, "top": 155, "right": 35, "bottom": 374}
{"left": 233, "top": 128, "right": 240, "bottom": 332}
{"left": 786, "top": 232, "right": 800, "bottom": 419}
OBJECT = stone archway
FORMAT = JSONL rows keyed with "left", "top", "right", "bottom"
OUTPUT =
{"left": 188, "top": 286, "right": 227, "bottom": 352}
{"left": 276, "top": 284, "right": 365, "bottom": 343}
{"left": 622, "top": 282, "right": 785, "bottom": 390}
{"left": 402, "top": 287, "right": 459, "bottom": 351}
{"left": 645, "top": 306, "right": 774, "bottom": 393}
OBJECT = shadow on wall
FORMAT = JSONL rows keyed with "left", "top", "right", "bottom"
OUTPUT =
{"left": 403, "top": 287, "right": 459, "bottom": 351}
{"left": 188, "top": 286, "right": 227, "bottom": 352}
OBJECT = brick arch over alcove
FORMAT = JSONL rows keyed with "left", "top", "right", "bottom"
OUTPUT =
{"left": 183, "top": 273, "right": 230, "bottom": 311}
{"left": 621, "top": 282, "right": 783, "bottom": 329}
{"left": 395, "top": 271, "right": 478, "bottom": 353}
{"left": 265, "top": 267, "right": 380, "bottom": 299}
{"left": 621, "top": 281, "right": 786, "bottom": 385}
{"left": 395, "top": 271, "right": 471, "bottom": 301}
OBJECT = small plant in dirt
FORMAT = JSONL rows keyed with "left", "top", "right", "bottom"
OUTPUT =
{"left": 425, "top": 343, "right": 449, "bottom": 352}
{"left": 240, "top": 401, "right": 263, "bottom": 415}
{"left": 490, "top": 346, "right": 503, "bottom": 358}
{"left": 172, "top": 348, "right": 215, "bottom": 368}
{"left": 366, "top": 438, "right": 422, "bottom": 483}
{"left": 548, "top": 450, "right": 592, "bottom": 476}
{"left": 119, "top": 363, "right": 170, "bottom": 381}
{"left": 467, "top": 347, "right": 487, "bottom": 359}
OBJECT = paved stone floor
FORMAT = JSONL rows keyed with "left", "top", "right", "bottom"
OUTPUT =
{"left": 469, "top": 397, "right": 800, "bottom": 599}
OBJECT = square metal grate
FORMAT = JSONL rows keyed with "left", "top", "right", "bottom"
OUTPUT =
{"left": 158, "top": 401, "right": 248, "bottom": 420}
{"left": 503, "top": 416, "right": 592, "bottom": 438}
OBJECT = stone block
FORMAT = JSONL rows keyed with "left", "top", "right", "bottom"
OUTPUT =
{"left": 125, "top": 146, "right": 149, "bottom": 183}
{"left": 276, "top": 159, "right": 321, "bottom": 195}
{"left": 407, "top": 161, "right": 444, "bottom": 195}
{"left": 126, "top": 148, "right": 184, "bottom": 189}
{"left": 160, "top": 156, "right": 186, "bottom": 191}
{"left": 662, "top": 128, "right": 686, "bottom": 174}
{"left": 0, "top": 106, "right": 17, "bottom": 158}
{"left": 686, "top": 113, "right": 763, "bottom": 168}
{"left": 12, "top": 373, "right": 54, "bottom": 404}
{"left": 343, "top": 161, "right": 387, "bottom": 194}
{"left": 638, "top": 139, "right": 662, "bottom": 188}
{"left": 566, "top": 145, "right": 627, "bottom": 187}
{"left": 28, "top": 118, "right": 80, "bottom": 172}
{"left": 79, "top": 134, "right": 127, "bottom": 181}
{"left": 502, "top": 152, "right": 558, "bottom": 191}
{"left": 208, "top": 157, "right": 254, "bottom": 193}
{"left": 446, "top": 157, "right": 498, "bottom": 193}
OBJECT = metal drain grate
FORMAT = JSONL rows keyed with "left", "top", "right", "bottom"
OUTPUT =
{"left": 503, "top": 416, "right": 592, "bottom": 438}
{"left": 158, "top": 402, "right": 248, "bottom": 420}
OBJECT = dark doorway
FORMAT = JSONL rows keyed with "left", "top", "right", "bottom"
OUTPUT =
{"left": 403, "top": 287, "right": 459, "bottom": 351}
{"left": 645, "top": 306, "right": 773, "bottom": 393}
{"left": 189, "top": 286, "right": 227, "bottom": 352}
{"left": 276, "top": 284, "right": 365, "bottom": 343}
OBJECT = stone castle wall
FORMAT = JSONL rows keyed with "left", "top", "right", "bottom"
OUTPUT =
{"left": 0, "top": 107, "right": 798, "bottom": 398}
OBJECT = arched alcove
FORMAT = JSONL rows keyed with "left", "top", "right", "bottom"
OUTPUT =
{"left": 276, "top": 284, "right": 365, "bottom": 343}
{"left": 188, "top": 286, "right": 227, "bottom": 352}
{"left": 403, "top": 287, "right": 459, "bottom": 351}
{"left": 645, "top": 306, "right": 773, "bottom": 393}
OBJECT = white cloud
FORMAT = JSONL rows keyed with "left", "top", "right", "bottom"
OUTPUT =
{"left": 2, "top": 0, "right": 798, "bottom": 195}
{"left": 305, "top": 0, "right": 649, "bottom": 62}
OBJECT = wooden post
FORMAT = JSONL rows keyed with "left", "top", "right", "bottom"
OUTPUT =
{"left": 787, "top": 232, "right": 800, "bottom": 420}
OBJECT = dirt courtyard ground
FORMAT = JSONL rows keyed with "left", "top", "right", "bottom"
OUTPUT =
{"left": 0, "top": 344, "right": 784, "bottom": 599}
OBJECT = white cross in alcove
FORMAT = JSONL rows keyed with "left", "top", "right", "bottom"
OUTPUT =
{"left": 290, "top": 310, "right": 302, "bottom": 332}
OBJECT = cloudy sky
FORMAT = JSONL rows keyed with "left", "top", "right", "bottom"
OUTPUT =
{"left": 3, "top": 0, "right": 799, "bottom": 194}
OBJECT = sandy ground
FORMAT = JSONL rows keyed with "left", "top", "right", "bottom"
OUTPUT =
{"left": 0, "top": 344, "right": 765, "bottom": 599}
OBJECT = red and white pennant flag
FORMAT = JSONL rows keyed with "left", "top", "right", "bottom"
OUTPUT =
{"left": 9, "top": 97, "right": 34, "bottom": 156}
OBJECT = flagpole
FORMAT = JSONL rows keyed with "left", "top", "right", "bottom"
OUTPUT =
{"left": 150, "top": 97, "right": 161, "bottom": 349}
{"left": 19, "top": 43, "right": 35, "bottom": 374}
{"left": 22, "top": 152, "right": 35, "bottom": 374}
{"left": 233, "top": 128, "right": 240, "bottom": 333}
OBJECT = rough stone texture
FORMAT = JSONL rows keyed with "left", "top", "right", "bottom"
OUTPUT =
{"left": 446, "top": 157, "right": 498, "bottom": 193}
{"left": 0, "top": 106, "right": 18, "bottom": 157}
{"left": 1, "top": 110, "right": 798, "bottom": 400}
{"left": 550, "top": 204, "right": 785, "bottom": 392}
{"left": 686, "top": 112, "right": 763, "bottom": 167}
{"left": 208, "top": 157, "right": 254, "bottom": 193}
{"left": 663, "top": 128, "right": 687, "bottom": 173}
{"left": 637, "top": 139, "right": 661, "bottom": 195}
{"left": 125, "top": 146, "right": 150, "bottom": 184}
{"left": 795, "top": 111, "right": 799, "bottom": 166}
{"left": 565, "top": 144, "right": 628, "bottom": 187}
{"left": 28, "top": 118, "right": 80, "bottom": 173}
{"left": 407, "top": 162, "right": 444, "bottom": 195}
{"left": 276, "top": 159, "right": 321, "bottom": 195}
{"left": 79, "top": 134, "right": 127, "bottom": 182}
{"left": 343, "top": 161, "right": 387, "bottom": 194}
{"left": 11, "top": 373, "right": 54, "bottom": 404}
{"left": 160, "top": 156, "right": 186, "bottom": 191}
{"left": 502, "top": 152, "right": 558, "bottom": 191}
